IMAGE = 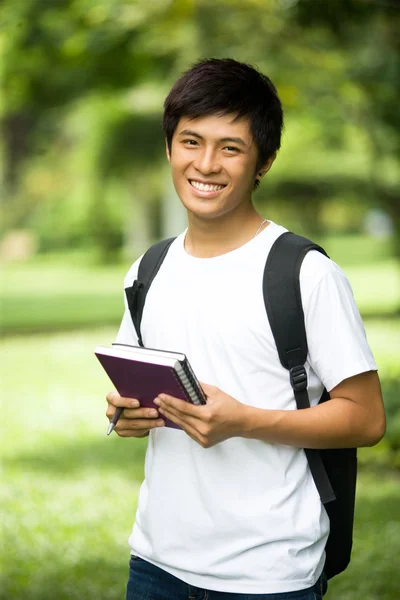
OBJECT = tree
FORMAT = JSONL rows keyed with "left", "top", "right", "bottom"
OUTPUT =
{"left": 0, "top": 0, "right": 194, "bottom": 190}
{"left": 291, "top": 0, "right": 400, "bottom": 256}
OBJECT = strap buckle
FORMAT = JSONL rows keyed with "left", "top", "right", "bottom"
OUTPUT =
{"left": 289, "top": 365, "right": 308, "bottom": 392}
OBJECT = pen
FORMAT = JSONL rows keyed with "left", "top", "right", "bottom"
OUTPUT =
{"left": 107, "top": 406, "right": 124, "bottom": 435}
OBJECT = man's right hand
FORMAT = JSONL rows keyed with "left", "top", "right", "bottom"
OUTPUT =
{"left": 106, "top": 391, "right": 165, "bottom": 437}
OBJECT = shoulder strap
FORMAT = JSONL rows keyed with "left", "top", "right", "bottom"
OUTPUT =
{"left": 263, "top": 231, "right": 336, "bottom": 504}
{"left": 125, "top": 237, "right": 176, "bottom": 346}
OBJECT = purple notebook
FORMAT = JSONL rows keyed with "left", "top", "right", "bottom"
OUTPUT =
{"left": 95, "top": 344, "right": 206, "bottom": 429}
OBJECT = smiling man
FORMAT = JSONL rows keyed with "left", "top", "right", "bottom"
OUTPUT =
{"left": 167, "top": 113, "right": 276, "bottom": 252}
{"left": 106, "top": 58, "right": 385, "bottom": 600}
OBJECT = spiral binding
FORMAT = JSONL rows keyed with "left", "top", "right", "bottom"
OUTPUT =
{"left": 175, "top": 360, "right": 206, "bottom": 405}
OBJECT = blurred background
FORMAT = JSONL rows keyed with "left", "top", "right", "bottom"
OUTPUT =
{"left": 1, "top": 1, "right": 399, "bottom": 598}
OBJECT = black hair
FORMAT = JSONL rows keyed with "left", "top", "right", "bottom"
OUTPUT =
{"left": 163, "top": 58, "right": 283, "bottom": 183}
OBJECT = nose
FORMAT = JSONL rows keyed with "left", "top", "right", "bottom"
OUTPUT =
{"left": 193, "top": 147, "right": 222, "bottom": 175}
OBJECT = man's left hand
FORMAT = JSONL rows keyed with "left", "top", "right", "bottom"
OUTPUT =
{"left": 153, "top": 383, "right": 249, "bottom": 448}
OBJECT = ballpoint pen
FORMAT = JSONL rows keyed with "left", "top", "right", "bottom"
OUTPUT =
{"left": 107, "top": 406, "right": 123, "bottom": 435}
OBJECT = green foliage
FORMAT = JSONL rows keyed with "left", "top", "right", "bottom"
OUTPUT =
{"left": 1, "top": 0, "right": 189, "bottom": 113}
{"left": 1, "top": 0, "right": 399, "bottom": 261}
{"left": 382, "top": 376, "right": 400, "bottom": 461}
{"left": 358, "top": 318, "right": 400, "bottom": 467}
{"left": 290, "top": 0, "right": 400, "bottom": 254}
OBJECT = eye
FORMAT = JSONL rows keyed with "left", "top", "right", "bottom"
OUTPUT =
{"left": 224, "top": 146, "right": 240, "bottom": 153}
{"left": 183, "top": 139, "right": 198, "bottom": 146}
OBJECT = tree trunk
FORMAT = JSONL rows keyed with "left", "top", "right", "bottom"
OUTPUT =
{"left": 379, "top": 187, "right": 400, "bottom": 261}
{"left": 1, "top": 111, "right": 36, "bottom": 193}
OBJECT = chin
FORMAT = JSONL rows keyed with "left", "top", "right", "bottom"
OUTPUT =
{"left": 180, "top": 197, "right": 218, "bottom": 216}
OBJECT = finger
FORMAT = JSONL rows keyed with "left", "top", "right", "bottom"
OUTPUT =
{"left": 156, "top": 404, "right": 199, "bottom": 431}
{"left": 116, "top": 429, "right": 150, "bottom": 438}
{"left": 156, "top": 394, "right": 200, "bottom": 417}
{"left": 150, "top": 405, "right": 207, "bottom": 447}
{"left": 106, "top": 404, "right": 117, "bottom": 419}
{"left": 106, "top": 406, "right": 159, "bottom": 420}
{"left": 115, "top": 417, "right": 165, "bottom": 431}
{"left": 155, "top": 410, "right": 203, "bottom": 446}
{"left": 106, "top": 404, "right": 159, "bottom": 421}
{"left": 106, "top": 391, "right": 140, "bottom": 409}
{"left": 122, "top": 407, "right": 159, "bottom": 419}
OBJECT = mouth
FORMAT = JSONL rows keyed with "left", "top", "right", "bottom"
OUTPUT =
{"left": 188, "top": 179, "right": 227, "bottom": 195}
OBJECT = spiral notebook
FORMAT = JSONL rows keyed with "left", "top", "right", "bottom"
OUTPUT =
{"left": 94, "top": 344, "right": 207, "bottom": 429}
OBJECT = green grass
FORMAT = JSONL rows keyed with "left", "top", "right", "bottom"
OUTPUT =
{"left": 362, "top": 318, "right": 400, "bottom": 374}
{"left": 1, "top": 235, "right": 399, "bottom": 334}
{"left": 319, "top": 233, "right": 395, "bottom": 267}
{"left": 1, "top": 326, "right": 399, "bottom": 599}
{"left": 324, "top": 470, "right": 400, "bottom": 600}
{"left": 1, "top": 257, "right": 127, "bottom": 333}
{"left": 344, "top": 261, "right": 400, "bottom": 317}
{"left": 1, "top": 328, "right": 146, "bottom": 600}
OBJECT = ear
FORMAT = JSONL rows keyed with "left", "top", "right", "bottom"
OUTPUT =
{"left": 257, "top": 152, "right": 277, "bottom": 180}
{"left": 166, "top": 139, "right": 171, "bottom": 162}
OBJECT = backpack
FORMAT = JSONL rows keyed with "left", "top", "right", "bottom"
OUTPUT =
{"left": 124, "top": 231, "right": 357, "bottom": 581}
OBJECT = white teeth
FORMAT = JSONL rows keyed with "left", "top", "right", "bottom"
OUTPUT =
{"left": 190, "top": 180, "right": 224, "bottom": 192}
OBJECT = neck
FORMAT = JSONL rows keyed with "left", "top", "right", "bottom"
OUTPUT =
{"left": 184, "top": 209, "right": 268, "bottom": 258}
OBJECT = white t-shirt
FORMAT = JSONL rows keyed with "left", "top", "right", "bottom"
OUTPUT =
{"left": 115, "top": 221, "right": 377, "bottom": 594}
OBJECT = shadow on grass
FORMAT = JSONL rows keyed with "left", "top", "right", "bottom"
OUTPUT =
{"left": 7, "top": 435, "right": 149, "bottom": 481}
{"left": 0, "top": 556, "right": 129, "bottom": 600}
{"left": 326, "top": 472, "right": 400, "bottom": 600}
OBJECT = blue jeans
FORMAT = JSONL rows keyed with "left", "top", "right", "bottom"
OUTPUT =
{"left": 126, "top": 555, "right": 328, "bottom": 600}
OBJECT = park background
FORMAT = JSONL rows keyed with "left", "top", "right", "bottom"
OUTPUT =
{"left": 1, "top": 1, "right": 399, "bottom": 598}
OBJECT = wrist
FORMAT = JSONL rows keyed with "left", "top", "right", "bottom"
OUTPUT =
{"left": 240, "top": 405, "right": 265, "bottom": 439}
{"left": 240, "top": 405, "right": 283, "bottom": 442}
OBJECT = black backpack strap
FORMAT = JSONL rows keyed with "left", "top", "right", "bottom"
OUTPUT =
{"left": 263, "top": 231, "right": 336, "bottom": 504}
{"left": 125, "top": 237, "right": 176, "bottom": 346}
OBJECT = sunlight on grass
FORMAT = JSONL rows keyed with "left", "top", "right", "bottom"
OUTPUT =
{"left": 346, "top": 260, "right": 400, "bottom": 317}
{"left": 364, "top": 318, "right": 400, "bottom": 373}
{"left": 1, "top": 259, "right": 126, "bottom": 332}
{"left": 1, "top": 236, "right": 399, "bottom": 334}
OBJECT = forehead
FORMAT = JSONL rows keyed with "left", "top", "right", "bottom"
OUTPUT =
{"left": 174, "top": 113, "right": 254, "bottom": 144}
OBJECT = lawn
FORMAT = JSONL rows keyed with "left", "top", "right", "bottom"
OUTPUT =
{"left": 1, "top": 326, "right": 399, "bottom": 599}
{"left": 1, "top": 328, "right": 145, "bottom": 600}
{"left": 0, "top": 254, "right": 127, "bottom": 333}
{"left": 1, "top": 234, "right": 399, "bottom": 334}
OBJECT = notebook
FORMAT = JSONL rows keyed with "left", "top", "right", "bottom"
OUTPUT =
{"left": 95, "top": 344, "right": 207, "bottom": 429}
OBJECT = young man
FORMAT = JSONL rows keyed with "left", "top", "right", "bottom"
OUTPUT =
{"left": 106, "top": 58, "right": 385, "bottom": 600}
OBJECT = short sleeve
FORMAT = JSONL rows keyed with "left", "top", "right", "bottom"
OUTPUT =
{"left": 115, "top": 309, "right": 139, "bottom": 346}
{"left": 114, "top": 255, "right": 143, "bottom": 346}
{"left": 301, "top": 254, "right": 377, "bottom": 392}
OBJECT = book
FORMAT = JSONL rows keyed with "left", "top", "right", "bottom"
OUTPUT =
{"left": 94, "top": 344, "right": 207, "bottom": 429}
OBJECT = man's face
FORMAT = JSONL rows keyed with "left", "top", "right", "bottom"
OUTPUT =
{"left": 167, "top": 113, "right": 262, "bottom": 221}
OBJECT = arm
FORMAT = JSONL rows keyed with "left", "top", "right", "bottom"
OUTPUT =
{"left": 154, "top": 370, "right": 385, "bottom": 449}
{"left": 254, "top": 254, "right": 385, "bottom": 448}
{"left": 242, "top": 370, "right": 385, "bottom": 448}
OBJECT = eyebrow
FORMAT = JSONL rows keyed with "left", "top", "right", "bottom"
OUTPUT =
{"left": 178, "top": 129, "right": 248, "bottom": 147}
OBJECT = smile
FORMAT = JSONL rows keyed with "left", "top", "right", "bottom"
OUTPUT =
{"left": 189, "top": 180, "right": 226, "bottom": 192}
